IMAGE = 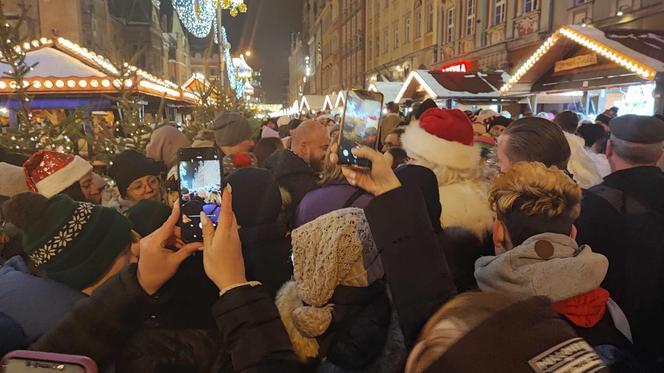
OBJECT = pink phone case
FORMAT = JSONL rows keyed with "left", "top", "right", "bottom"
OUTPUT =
{"left": 1, "top": 350, "right": 98, "bottom": 373}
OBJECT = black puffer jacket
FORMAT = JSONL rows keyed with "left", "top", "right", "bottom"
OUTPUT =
{"left": 240, "top": 223, "right": 293, "bottom": 297}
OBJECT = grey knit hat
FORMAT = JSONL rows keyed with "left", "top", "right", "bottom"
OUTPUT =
{"left": 209, "top": 112, "right": 252, "bottom": 147}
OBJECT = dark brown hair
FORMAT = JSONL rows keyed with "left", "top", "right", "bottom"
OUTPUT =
{"left": 502, "top": 117, "right": 571, "bottom": 170}
{"left": 553, "top": 111, "right": 580, "bottom": 134}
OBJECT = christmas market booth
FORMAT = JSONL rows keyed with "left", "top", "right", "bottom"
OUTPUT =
{"left": 0, "top": 36, "right": 198, "bottom": 129}
{"left": 299, "top": 95, "right": 326, "bottom": 114}
{"left": 499, "top": 25, "right": 664, "bottom": 116}
{"left": 322, "top": 91, "right": 346, "bottom": 113}
{"left": 394, "top": 67, "right": 516, "bottom": 113}
{"left": 368, "top": 82, "right": 403, "bottom": 105}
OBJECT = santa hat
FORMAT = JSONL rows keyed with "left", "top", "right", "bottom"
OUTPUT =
{"left": 0, "top": 162, "right": 30, "bottom": 198}
{"left": 402, "top": 108, "right": 480, "bottom": 171}
{"left": 23, "top": 150, "right": 92, "bottom": 198}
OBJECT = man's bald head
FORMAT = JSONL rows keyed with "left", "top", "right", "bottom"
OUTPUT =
{"left": 291, "top": 120, "right": 330, "bottom": 172}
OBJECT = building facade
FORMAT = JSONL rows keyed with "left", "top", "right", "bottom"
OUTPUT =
{"left": 365, "top": 0, "right": 441, "bottom": 84}
{"left": 340, "top": 0, "right": 365, "bottom": 90}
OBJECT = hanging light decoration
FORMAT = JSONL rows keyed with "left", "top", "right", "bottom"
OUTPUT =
{"left": 174, "top": 0, "right": 247, "bottom": 39}
{"left": 221, "top": 26, "right": 244, "bottom": 99}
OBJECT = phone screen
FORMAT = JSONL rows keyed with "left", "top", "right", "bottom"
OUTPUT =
{"left": 338, "top": 89, "right": 384, "bottom": 168}
{"left": 178, "top": 148, "right": 222, "bottom": 243}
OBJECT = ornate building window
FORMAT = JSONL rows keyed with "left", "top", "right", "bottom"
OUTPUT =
{"left": 415, "top": 0, "right": 422, "bottom": 38}
{"left": 446, "top": 7, "right": 455, "bottom": 43}
{"left": 494, "top": 0, "right": 506, "bottom": 25}
{"left": 465, "top": 0, "right": 475, "bottom": 36}
{"left": 523, "top": 0, "right": 538, "bottom": 13}
{"left": 426, "top": 0, "right": 434, "bottom": 33}
{"left": 404, "top": 13, "right": 411, "bottom": 42}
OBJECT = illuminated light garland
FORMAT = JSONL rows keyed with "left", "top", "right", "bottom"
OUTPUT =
{"left": 44, "top": 80, "right": 53, "bottom": 88}
{"left": 90, "top": 79, "right": 99, "bottom": 87}
{"left": 139, "top": 80, "right": 182, "bottom": 98}
{"left": 55, "top": 80, "right": 65, "bottom": 88}
{"left": 67, "top": 80, "right": 76, "bottom": 88}
{"left": 78, "top": 80, "right": 87, "bottom": 88}
{"left": 0, "top": 81, "right": 6, "bottom": 89}
{"left": 174, "top": 0, "right": 247, "bottom": 39}
{"left": 221, "top": 26, "right": 244, "bottom": 98}
{"left": 500, "top": 26, "right": 658, "bottom": 93}
{"left": 101, "top": 79, "right": 111, "bottom": 87}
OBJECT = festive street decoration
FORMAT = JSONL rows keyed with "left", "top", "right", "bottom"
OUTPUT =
{"left": 221, "top": 26, "right": 244, "bottom": 98}
{"left": 174, "top": 0, "right": 247, "bottom": 39}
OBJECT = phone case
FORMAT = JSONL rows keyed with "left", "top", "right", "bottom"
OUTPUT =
{"left": 1, "top": 351, "right": 98, "bottom": 373}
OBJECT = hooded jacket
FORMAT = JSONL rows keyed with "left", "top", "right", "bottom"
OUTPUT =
{"left": 263, "top": 149, "right": 318, "bottom": 216}
{"left": 474, "top": 233, "right": 630, "bottom": 348}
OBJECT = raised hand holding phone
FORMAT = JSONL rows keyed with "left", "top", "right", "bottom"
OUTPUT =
{"left": 200, "top": 185, "right": 247, "bottom": 291}
{"left": 137, "top": 202, "right": 200, "bottom": 295}
{"left": 337, "top": 89, "right": 384, "bottom": 168}
{"left": 330, "top": 143, "right": 401, "bottom": 197}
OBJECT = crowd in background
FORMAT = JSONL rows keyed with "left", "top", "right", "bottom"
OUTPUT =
{"left": 0, "top": 98, "right": 663, "bottom": 373}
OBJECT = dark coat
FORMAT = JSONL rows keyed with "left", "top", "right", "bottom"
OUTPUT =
{"left": 263, "top": 149, "right": 318, "bottom": 216}
{"left": 211, "top": 285, "right": 299, "bottom": 373}
{"left": 32, "top": 256, "right": 222, "bottom": 372}
{"left": 576, "top": 166, "right": 664, "bottom": 359}
{"left": 239, "top": 223, "right": 293, "bottom": 297}
{"left": 364, "top": 186, "right": 457, "bottom": 349}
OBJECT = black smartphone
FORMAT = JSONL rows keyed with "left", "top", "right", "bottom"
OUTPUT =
{"left": 337, "top": 89, "right": 384, "bottom": 168}
{"left": 177, "top": 147, "right": 223, "bottom": 243}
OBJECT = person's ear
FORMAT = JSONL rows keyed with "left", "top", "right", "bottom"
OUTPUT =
{"left": 570, "top": 224, "right": 577, "bottom": 240}
{"left": 605, "top": 139, "right": 613, "bottom": 158}
{"left": 493, "top": 220, "right": 505, "bottom": 255}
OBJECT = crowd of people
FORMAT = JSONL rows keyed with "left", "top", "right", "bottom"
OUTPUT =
{"left": 0, "top": 98, "right": 663, "bottom": 373}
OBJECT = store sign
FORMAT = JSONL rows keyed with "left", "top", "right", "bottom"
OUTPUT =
{"left": 439, "top": 61, "right": 471, "bottom": 73}
{"left": 554, "top": 53, "right": 598, "bottom": 73}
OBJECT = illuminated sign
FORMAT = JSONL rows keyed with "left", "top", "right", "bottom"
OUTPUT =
{"left": 439, "top": 61, "right": 470, "bottom": 72}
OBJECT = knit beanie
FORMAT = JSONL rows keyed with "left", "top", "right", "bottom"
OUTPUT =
{"left": 109, "top": 150, "right": 165, "bottom": 197}
{"left": 126, "top": 199, "right": 171, "bottom": 237}
{"left": 4, "top": 193, "right": 132, "bottom": 290}
{"left": 209, "top": 112, "right": 252, "bottom": 147}
{"left": 0, "top": 162, "right": 29, "bottom": 198}
{"left": 286, "top": 208, "right": 384, "bottom": 338}
{"left": 23, "top": 150, "right": 92, "bottom": 198}
{"left": 402, "top": 108, "right": 480, "bottom": 171}
{"left": 226, "top": 168, "right": 281, "bottom": 228}
{"left": 145, "top": 124, "right": 192, "bottom": 168}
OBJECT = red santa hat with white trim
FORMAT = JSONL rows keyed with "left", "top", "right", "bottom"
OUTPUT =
{"left": 402, "top": 108, "right": 480, "bottom": 171}
{"left": 23, "top": 150, "right": 92, "bottom": 198}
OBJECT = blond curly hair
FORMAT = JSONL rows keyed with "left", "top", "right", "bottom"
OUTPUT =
{"left": 489, "top": 161, "right": 581, "bottom": 219}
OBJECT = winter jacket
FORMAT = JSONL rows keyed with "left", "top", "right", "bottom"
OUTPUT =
{"left": 364, "top": 186, "right": 457, "bottom": 349}
{"left": 564, "top": 132, "right": 605, "bottom": 189}
{"left": 32, "top": 256, "right": 222, "bottom": 372}
{"left": 378, "top": 113, "right": 401, "bottom": 143}
{"left": 0, "top": 256, "right": 84, "bottom": 352}
{"left": 295, "top": 182, "right": 372, "bottom": 228}
{"left": 263, "top": 149, "right": 318, "bottom": 218}
{"left": 576, "top": 166, "right": 664, "bottom": 359}
{"left": 474, "top": 233, "right": 630, "bottom": 349}
{"left": 239, "top": 223, "right": 293, "bottom": 297}
{"left": 211, "top": 285, "right": 299, "bottom": 373}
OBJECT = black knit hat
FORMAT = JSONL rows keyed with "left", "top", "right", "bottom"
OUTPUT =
{"left": 126, "top": 199, "right": 171, "bottom": 237}
{"left": 226, "top": 168, "right": 281, "bottom": 228}
{"left": 109, "top": 150, "right": 165, "bottom": 197}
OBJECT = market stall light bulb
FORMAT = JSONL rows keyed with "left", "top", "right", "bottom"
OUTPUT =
{"left": 44, "top": 80, "right": 53, "bottom": 88}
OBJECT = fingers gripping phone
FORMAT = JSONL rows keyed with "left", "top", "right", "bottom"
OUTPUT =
{"left": 337, "top": 89, "right": 384, "bottom": 168}
{"left": 177, "top": 147, "right": 223, "bottom": 243}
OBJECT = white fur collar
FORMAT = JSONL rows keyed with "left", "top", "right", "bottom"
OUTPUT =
{"left": 275, "top": 281, "right": 320, "bottom": 361}
{"left": 402, "top": 121, "right": 481, "bottom": 171}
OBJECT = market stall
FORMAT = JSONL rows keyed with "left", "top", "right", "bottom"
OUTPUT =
{"left": 499, "top": 25, "right": 664, "bottom": 116}
{"left": 394, "top": 69, "right": 515, "bottom": 113}
{"left": 368, "top": 82, "right": 403, "bottom": 104}
{"left": 299, "top": 94, "right": 326, "bottom": 113}
{"left": 0, "top": 36, "right": 198, "bottom": 128}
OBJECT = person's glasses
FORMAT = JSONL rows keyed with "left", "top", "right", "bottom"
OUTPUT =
{"left": 128, "top": 176, "right": 160, "bottom": 193}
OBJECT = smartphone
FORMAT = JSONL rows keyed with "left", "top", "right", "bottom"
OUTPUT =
{"left": 337, "top": 89, "right": 384, "bottom": 168}
{"left": 177, "top": 147, "right": 223, "bottom": 243}
{"left": 1, "top": 350, "right": 98, "bottom": 373}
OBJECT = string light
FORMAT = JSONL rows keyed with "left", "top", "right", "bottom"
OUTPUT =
{"left": 173, "top": 0, "right": 247, "bottom": 39}
{"left": 500, "top": 26, "right": 657, "bottom": 94}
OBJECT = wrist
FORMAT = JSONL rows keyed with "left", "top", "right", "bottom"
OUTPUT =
{"left": 213, "top": 275, "right": 248, "bottom": 292}
{"left": 137, "top": 271, "right": 159, "bottom": 296}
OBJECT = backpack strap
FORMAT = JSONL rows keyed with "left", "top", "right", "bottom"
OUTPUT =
{"left": 342, "top": 189, "right": 367, "bottom": 208}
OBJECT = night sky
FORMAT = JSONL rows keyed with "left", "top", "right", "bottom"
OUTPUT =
{"left": 191, "top": 0, "right": 303, "bottom": 104}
